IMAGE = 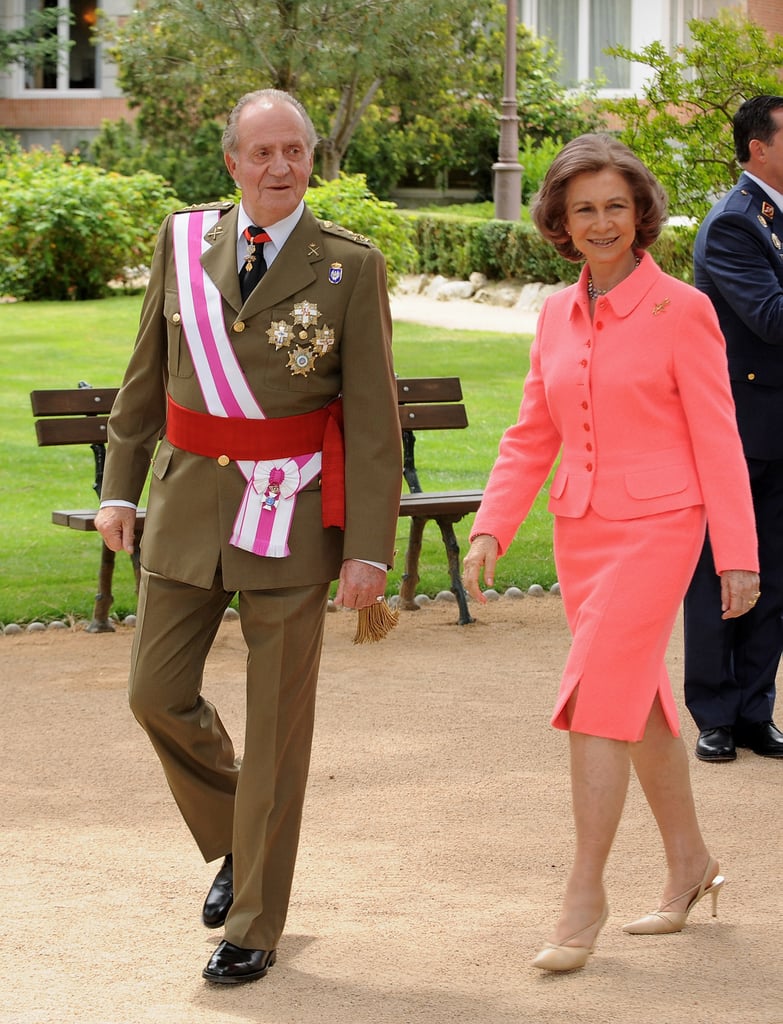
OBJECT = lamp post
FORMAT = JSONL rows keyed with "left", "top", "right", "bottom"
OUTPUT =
{"left": 493, "top": 0, "right": 522, "bottom": 221}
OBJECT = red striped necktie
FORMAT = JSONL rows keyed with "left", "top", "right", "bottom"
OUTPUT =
{"left": 240, "top": 225, "right": 272, "bottom": 301}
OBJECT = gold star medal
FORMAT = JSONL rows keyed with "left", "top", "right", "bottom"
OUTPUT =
{"left": 287, "top": 346, "right": 316, "bottom": 376}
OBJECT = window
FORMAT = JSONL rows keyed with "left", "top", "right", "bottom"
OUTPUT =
{"left": 24, "top": 0, "right": 99, "bottom": 91}
{"left": 522, "top": 0, "right": 632, "bottom": 90}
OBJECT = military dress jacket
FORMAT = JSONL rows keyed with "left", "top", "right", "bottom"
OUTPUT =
{"left": 101, "top": 202, "right": 402, "bottom": 591}
{"left": 693, "top": 172, "right": 783, "bottom": 460}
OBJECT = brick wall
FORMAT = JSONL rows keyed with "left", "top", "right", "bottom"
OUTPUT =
{"left": 0, "top": 97, "right": 132, "bottom": 129}
{"left": 748, "top": 0, "right": 783, "bottom": 37}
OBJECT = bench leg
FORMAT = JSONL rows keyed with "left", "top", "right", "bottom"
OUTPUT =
{"left": 399, "top": 516, "right": 426, "bottom": 611}
{"left": 87, "top": 540, "right": 117, "bottom": 633}
{"left": 436, "top": 517, "right": 475, "bottom": 625}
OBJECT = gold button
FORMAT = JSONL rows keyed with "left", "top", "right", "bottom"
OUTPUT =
{"left": 747, "top": 372, "right": 756, "bottom": 381}
{"left": 172, "top": 312, "right": 181, "bottom": 324}
{"left": 233, "top": 321, "right": 246, "bottom": 333}
{"left": 217, "top": 455, "right": 230, "bottom": 466}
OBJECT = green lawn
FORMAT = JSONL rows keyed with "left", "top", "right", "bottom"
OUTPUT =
{"left": 0, "top": 295, "right": 554, "bottom": 625}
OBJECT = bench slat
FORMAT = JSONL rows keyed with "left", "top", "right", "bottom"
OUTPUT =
{"left": 36, "top": 417, "right": 110, "bottom": 446}
{"left": 396, "top": 377, "right": 462, "bottom": 403}
{"left": 398, "top": 404, "right": 468, "bottom": 430}
{"left": 30, "top": 388, "right": 119, "bottom": 416}
{"left": 399, "top": 489, "right": 483, "bottom": 518}
{"left": 52, "top": 509, "right": 147, "bottom": 531}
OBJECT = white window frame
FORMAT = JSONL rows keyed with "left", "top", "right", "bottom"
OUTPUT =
{"left": 519, "top": 0, "right": 719, "bottom": 98}
{"left": 12, "top": 0, "right": 102, "bottom": 97}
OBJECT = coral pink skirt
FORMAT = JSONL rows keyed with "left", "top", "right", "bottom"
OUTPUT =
{"left": 551, "top": 504, "right": 706, "bottom": 742}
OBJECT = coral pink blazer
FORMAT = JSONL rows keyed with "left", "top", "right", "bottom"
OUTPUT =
{"left": 473, "top": 252, "right": 758, "bottom": 576}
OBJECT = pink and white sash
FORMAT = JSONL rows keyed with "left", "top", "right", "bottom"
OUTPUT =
{"left": 172, "top": 208, "right": 321, "bottom": 557}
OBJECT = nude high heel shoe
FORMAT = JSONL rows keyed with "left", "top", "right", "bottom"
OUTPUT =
{"left": 622, "top": 858, "right": 724, "bottom": 935}
{"left": 532, "top": 903, "right": 609, "bottom": 972}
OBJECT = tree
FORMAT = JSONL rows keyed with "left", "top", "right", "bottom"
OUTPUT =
{"left": 0, "top": 7, "right": 71, "bottom": 74}
{"left": 101, "top": 0, "right": 491, "bottom": 179}
{"left": 603, "top": 11, "right": 783, "bottom": 219}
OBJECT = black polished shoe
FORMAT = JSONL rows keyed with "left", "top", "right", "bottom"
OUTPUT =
{"left": 737, "top": 720, "right": 783, "bottom": 758}
{"left": 695, "top": 726, "right": 736, "bottom": 762}
{"left": 202, "top": 854, "right": 233, "bottom": 929}
{"left": 202, "top": 940, "right": 276, "bottom": 985}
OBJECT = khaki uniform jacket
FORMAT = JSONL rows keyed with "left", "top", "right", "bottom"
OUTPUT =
{"left": 102, "top": 202, "right": 402, "bottom": 591}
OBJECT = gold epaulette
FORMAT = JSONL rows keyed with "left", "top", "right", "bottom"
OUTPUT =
{"left": 318, "top": 219, "right": 373, "bottom": 247}
{"left": 174, "top": 200, "right": 235, "bottom": 215}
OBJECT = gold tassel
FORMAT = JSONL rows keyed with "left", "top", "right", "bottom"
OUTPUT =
{"left": 353, "top": 599, "right": 399, "bottom": 644}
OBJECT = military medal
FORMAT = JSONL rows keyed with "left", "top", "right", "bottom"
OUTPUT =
{"left": 242, "top": 225, "right": 272, "bottom": 272}
{"left": 287, "top": 346, "right": 317, "bottom": 376}
{"left": 329, "top": 262, "right": 343, "bottom": 285}
{"left": 762, "top": 201, "right": 775, "bottom": 221}
{"left": 267, "top": 320, "right": 295, "bottom": 350}
{"left": 267, "top": 299, "right": 336, "bottom": 378}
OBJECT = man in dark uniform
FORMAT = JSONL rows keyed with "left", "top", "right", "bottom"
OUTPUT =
{"left": 684, "top": 95, "right": 783, "bottom": 762}
{"left": 95, "top": 89, "right": 402, "bottom": 982}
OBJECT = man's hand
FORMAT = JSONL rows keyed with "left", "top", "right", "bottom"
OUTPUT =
{"left": 95, "top": 505, "right": 137, "bottom": 555}
{"left": 333, "top": 559, "right": 387, "bottom": 610}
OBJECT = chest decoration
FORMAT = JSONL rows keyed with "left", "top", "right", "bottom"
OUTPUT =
{"left": 652, "top": 298, "right": 671, "bottom": 316}
{"left": 265, "top": 300, "right": 336, "bottom": 377}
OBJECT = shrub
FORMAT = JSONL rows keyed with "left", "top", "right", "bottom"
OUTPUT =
{"left": 303, "top": 173, "right": 418, "bottom": 288}
{"left": 0, "top": 144, "right": 181, "bottom": 301}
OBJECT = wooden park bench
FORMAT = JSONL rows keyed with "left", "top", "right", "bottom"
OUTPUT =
{"left": 30, "top": 376, "right": 483, "bottom": 630}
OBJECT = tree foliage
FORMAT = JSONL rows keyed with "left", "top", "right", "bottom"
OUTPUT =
{"left": 603, "top": 11, "right": 783, "bottom": 219}
{"left": 101, "top": 0, "right": 488, "bottom": 178}
{"left": 99, "top": 0, "right": 600, "bottom": 195}
{"left": 0, "top": 7, "right": 70, "bottom": 73}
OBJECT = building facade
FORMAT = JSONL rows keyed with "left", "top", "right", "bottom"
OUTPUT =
{"left": 520, "top": 0, "right": 783, "bottom": 93}
{"left": 0, "top": 0, "right": 131, "bottom": 149}
{"left": 2, "top": 0, "right": 782, "bottom": 151}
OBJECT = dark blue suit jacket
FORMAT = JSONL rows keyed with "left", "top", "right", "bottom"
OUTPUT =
{"left": 693, "top": 173, "right": 783, "bottom": 459}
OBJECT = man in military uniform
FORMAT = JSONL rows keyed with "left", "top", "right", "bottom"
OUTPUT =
{"left": 684, "top": 95, "right": 783, "bottom": 762}
{"left": 95, "top": 89, "right": 402, "bottom": 983}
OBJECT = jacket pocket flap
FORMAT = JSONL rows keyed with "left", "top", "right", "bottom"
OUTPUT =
{"left": 625, "top": 465, "right": 689, "bottom": 499}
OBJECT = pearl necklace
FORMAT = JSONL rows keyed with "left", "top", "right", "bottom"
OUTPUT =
{"left": 587, "top": 256, "right": 642, "bottom": 301}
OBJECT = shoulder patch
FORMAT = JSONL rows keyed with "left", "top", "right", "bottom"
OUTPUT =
{"left": 318, "top": 219, "right": 373, "bottom": 247}
{"left": 174, "top": 200, "right": 235, "bottom": 215}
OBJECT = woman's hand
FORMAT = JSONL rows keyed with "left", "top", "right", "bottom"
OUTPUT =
{"left": 463, "top": 535, "right": 500, "bottom": 605}
{"left": 719, "top": 568, "right": 761, "bottom": 619}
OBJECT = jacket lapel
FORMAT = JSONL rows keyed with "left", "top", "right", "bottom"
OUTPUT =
{"left": 200, "top": 204, "right": 243, "bottom": 312}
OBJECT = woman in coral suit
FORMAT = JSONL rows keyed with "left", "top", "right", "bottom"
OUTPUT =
{"left": 463, "top": 134, "right": 760, "bottom": 972}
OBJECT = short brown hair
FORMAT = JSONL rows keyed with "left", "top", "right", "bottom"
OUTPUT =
{"left": 530, "top": 134, "right": 668, "bottom": 262}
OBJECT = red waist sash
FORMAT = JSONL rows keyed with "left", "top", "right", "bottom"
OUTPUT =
{"left": 166, "top": 395, "right": 345, "bottom": 529}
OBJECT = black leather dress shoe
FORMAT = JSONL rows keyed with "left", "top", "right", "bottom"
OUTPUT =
{"left": 695, "top": 727, "right": 736, "bottom": 762}
{"left": 202, "top": 940, "right": 276, "bottom": 984}
{"left": 737, "top": 720, "right": 783, "bottom": 758}
{"left": 202, "top": 854, "right": 233, "bottom": 929}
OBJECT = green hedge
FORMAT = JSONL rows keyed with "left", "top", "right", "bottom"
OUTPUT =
{"left": 402, "top": 210, "right": 698, "bottom": 285}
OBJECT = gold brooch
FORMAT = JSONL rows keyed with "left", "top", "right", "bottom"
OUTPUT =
{"left": 652, "top": 298, "right": 670, "bottom": 316}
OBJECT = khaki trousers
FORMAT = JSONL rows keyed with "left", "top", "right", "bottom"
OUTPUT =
{"left": 129, "top": 567, "right": 329, "bottom": 949}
